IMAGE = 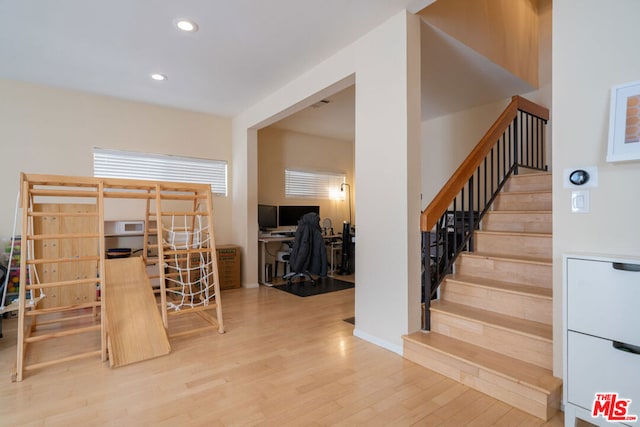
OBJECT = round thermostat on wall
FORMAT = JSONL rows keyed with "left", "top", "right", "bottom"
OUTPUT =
{"left": 569, "top": 169, "right": 590, "bottom": 186}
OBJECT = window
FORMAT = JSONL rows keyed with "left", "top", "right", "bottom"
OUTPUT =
{"left": 93, "top": 148, "right": 227, "bottom": 196}
{"left": 284, "top": 168, "right": 346, "bottom": 199}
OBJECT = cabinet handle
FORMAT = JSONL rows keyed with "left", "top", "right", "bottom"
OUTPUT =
{"left": 612, "top": 262, "right": 640, "bottom": 272}
{"left": 613, "top": 341, "right": 640, "bottom": 355}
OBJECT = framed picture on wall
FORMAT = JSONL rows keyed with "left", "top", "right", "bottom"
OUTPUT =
{"left": 607, "top": 80, "right": 640, "bottom": 162}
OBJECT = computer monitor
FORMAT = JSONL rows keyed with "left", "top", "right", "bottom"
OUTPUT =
{"left": 258, "top": 204, "right": 278, "bottom": 230}
{"left": 278, "top": 205, "right": 320, "bottom": 227}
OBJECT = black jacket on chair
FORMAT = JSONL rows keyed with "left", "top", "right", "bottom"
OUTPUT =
{"left": 288, "top": 212, "right": 327, "bottom": 276}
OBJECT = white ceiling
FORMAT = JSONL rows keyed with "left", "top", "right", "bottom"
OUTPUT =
{"left": 0, "top": 0, "right": 533, "bottom": 142}
{"left": 0, "top": 0, "right": 421, "bottom": 117}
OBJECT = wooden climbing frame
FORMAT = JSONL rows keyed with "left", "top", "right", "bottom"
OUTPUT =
{"left": 13, "top": 173, "right": 224, "bottom": 381}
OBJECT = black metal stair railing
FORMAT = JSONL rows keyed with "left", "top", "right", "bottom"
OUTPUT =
{"left": 420, "top": 96, "right": 549, "bottom": 330}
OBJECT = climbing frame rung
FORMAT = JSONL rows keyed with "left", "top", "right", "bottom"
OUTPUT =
{"left": 29, "top": 189, "right": 98, "bottom": 198}
{"left": 24, "top": 350, "right": 102, "bottom": 372}
{"left": 26, "top": 301, "right": 101, "bottom": 316}
{"left": 167, "top": 304, "right": 218, "bottom": 316}
{"left": 35, "top": 312, "right": 97, "bottom": 326}
{"left": 163, "top": 248, "right": 213, "bottom": 256}
{"left": 25, "top": 324, "right": 101, "bottom": 343}
{"left": 26, "top": 278, "right": 100, "bottom": 290}
{"left": 160, "top": 211, "right": 209, "bottom": 216}
{"left": 28, "top": 211, "right": 98, "bottom": 217}
{"left": 27, "top": 233, "right": 101, "bottom": 240}
{"left": 27, "top": 255, "right": 100, "bottom": 265}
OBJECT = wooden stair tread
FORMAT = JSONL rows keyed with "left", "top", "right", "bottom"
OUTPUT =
{"left": 403, "top": 332, "right": 561, "bottom": 394}
{"left": 475, "top": 230, "right": 551, "bottom": 238}
{"left": 445, "top": 274, "right": 552, "bottom": 299}
{"left": 461, "top": 251, "right": 552, "bottom": 265}
{"left": 430, "top": 300, "right": 552, "bottom": 341}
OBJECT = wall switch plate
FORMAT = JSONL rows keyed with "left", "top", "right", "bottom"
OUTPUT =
{"left": 571, "top": 190, "right": 590, "bottom": 213}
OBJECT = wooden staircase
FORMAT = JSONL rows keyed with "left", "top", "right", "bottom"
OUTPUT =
{"left": 403, "top": 171, "right": 561, "bottom": 420}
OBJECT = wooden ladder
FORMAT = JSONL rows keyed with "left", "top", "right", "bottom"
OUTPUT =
{"left": 14, "top": 174, "right": 106, "bottom": 382}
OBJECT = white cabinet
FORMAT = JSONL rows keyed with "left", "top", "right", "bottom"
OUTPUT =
{"left": 564, "top": 254, "right": 640, "bottom": 427}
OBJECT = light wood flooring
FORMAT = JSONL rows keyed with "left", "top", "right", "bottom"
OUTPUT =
{"left": 0, "top": 286, "right": 564, "bottom": 426}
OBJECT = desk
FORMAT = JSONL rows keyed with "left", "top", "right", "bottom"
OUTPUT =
{"left": 258, "top": 234, "right": 343, "bottom": 285}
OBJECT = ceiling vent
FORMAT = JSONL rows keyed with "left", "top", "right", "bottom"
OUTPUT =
{"left": 311, "top": 99, "right": 330, "bottom": 108}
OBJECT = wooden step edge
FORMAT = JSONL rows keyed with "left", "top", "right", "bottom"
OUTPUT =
{"left": 509, "top": 171, "right": 551, "bottom": 178}
{"left": 498, "top": 189, "right": 552, "bottom": 196}
{"left": 445, "top": 274, "right": 552, "bottom": 299}
{"left": 469, "top": 251, "right": 553, "bottom": 263}
{"left": 430, "top": 300, "right": 552, "bottom": 342}
{"left": 484, "top": 210, "right": 552, "bottom": 215}
{"left": 402, "top": 332, "right": 561, "bottom": 395}
{"left": 475, "top": 230, "right": 552, "bottom": 238}
{"left": 460, "top": 252, "right": 552, "bottom": 265}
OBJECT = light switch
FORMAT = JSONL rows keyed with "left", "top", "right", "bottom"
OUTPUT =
{"left": 571, "top": 190, "right": 590, "bottom": 213}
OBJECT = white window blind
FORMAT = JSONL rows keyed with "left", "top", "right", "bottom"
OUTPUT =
{"left": 93, "top": 148, "right": 227, "bottom": 196}
{"left": 285, "top": 169, "right": 346, "bottom": 199}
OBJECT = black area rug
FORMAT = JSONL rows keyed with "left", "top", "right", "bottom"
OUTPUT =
{"left": 274, "top": 276, "right": 354, "bottom": 297}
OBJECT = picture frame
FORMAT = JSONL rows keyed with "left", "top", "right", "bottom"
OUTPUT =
{"left": 607, "top": 80, "right": 640, "bottom": 162}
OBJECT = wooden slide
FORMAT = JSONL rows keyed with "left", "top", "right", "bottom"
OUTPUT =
{"left": 104, "top": 257, "right": 171, "bottom": 367}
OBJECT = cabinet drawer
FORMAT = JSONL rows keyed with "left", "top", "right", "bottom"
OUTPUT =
{"left": 567, "top": 258, "right": 640, "bottom": 345}
{"left": 568, "top": 331, "right": 640, "bottom": 414}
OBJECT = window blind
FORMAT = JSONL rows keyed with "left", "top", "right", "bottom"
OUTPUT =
{"left": 93, "top": 148, "right": 227, "bottom": 196}
{"left": 285, "top": 169, "right": 345, "bottom": 199}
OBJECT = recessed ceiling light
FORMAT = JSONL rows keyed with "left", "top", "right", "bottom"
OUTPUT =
{"left": 176, "top": 19, "right": 198, "bottom": 32}
{"left": 151, "top": 73, "right": 167, "bottom": 81}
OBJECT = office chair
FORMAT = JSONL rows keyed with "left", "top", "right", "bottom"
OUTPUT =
{"left": 283, "top": 212, "right": 327, "bottom": 284}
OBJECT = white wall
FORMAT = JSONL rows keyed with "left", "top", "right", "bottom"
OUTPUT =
{"left": 354, "top": 12, "right": 422, "bottom": 350}
{"left": 553, "top": 0, "right": 640, "bottom": 376}
{"left": 232, "top": 10, "right": 422, "bottom": 353}
{"left": 257, "top": 127, "right": 355, "bottom": 227}
{"left": 0, "top": 79, "right": 234, "bottom": 243}
{"left": 421, "top": 98, "right": 509, "bottom": 207}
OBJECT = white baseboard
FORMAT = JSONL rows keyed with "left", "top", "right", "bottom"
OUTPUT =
{"left": 353, "top": 328, "right": 403, "bottom": 356}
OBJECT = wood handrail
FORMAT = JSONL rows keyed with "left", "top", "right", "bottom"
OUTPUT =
{"left": 420, "top": 96, "right": 548, "bottom": 231}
